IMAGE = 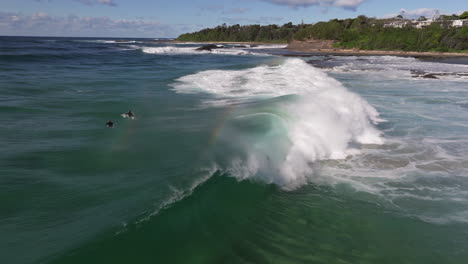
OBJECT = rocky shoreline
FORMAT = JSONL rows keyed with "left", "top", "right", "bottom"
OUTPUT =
{"left": 286, "top": 40, "right": 468, "bottom": 58}
{"left": 165, "top": 40, "right": 468, "bottom": 58}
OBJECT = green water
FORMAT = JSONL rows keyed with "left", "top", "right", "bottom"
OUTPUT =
{"left": 50, "top": 176, "right": 468, "bottom": 264}
{"left": 2, "top": 37, "right": 468, "bottom": 264}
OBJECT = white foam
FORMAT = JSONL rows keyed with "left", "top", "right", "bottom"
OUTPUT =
{"left": 100, "top": 40, "right": 138, "bottom": 44}
{"left": 173, "top": 42, "right": 197, "bottom": 45}
{"left": 141, "top": 45, "right": 276, "bottom": 56}
{"left": 249, "top": 44, "right": 287, "bottom": 49}
{"left": 121, "top": 113, "right": 135, "bottom": 119}
{"left": 171, "top": 43, "right": 287, "bottom": 49}
{"left": 75, "top": 40, "right": 138, "bottom": 44}
{"left": 141, "top": 46, "right": 199, "bottom": 54}
{"left": 326, "top": 55, "right": 468, "bottom": 82}
{"left": 134, "top": 166, "right": 216, "bottom": 225}
{"left": 172, "top": 58, "right": 384, "bottom": 189}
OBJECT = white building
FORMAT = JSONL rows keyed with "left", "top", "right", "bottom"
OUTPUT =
{"left": 382, "top": 18, "right": 467, "bottom": 29}
{"left": 384, "top": 20, "right": 410, "bottom": 28}
{"left": 413, "top": 19, "right": 434, "bottom": 29}
{"left": 452, "top": 19, "right": 468, "bottom": 27}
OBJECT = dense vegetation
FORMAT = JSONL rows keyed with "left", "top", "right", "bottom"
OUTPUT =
{"left": 293, "top": 15, "right": 468, "bottom": 52}
{"left": 460, "top": 11, "right": 468, "bottom": 19}
{"left": 176, "top": 15, "right": 468, "bottom": 52}
{"left": 176, "top": 23, "right": 305, "bottom": 43}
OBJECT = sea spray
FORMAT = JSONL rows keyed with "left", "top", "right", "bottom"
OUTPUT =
{"left": 172, "top": 58, "right": 384, "bottom": 189}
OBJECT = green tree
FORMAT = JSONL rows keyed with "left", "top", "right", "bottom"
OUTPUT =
{"left": 460, "top": 11, "right": 468, "bottom": 19}
{"left": 176, "top": 16, "right": 468, "bottom": 52}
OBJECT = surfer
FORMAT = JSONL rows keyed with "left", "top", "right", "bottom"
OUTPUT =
{"left": 106, "top": 120, "right": 114, "bottom": 128}
{"left": 122, "top": 110, "right": 135, "bottom": 119}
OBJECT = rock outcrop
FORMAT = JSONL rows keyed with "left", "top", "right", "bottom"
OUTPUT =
{"left": 195, "top": 44, "right": 223, "bottom": 51}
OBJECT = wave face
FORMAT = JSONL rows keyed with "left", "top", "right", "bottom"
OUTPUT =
{"left": 173, "top": 59, "right": 383, "bottom": 189}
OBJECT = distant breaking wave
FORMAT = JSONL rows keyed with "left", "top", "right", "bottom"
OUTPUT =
{"left": 313, "top": 55, "right": 468, "bottom": 82}
{"left": 141, "top": 44, "right": 286, "bottom": 56}
{"left": 172, "top": 58, "right": 384, "bottom": 189}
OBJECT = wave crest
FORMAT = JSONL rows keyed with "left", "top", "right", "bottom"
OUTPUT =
{"left": 173, "top": 59, "right": 384, "bottom": 189}
{"left": 141, "top": 44, "right": 284, "bottom": 56}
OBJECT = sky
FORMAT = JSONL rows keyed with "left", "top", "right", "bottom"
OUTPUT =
{"left": 0, "top": 0, "right": 466, "bottom": 37}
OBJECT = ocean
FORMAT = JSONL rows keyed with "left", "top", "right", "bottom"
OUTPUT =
{"left": 2, "top": 36, "right": 468, "bottom": 264}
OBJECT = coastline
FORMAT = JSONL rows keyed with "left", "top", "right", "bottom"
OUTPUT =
{"left": 286, "top": 48, "right": 468, "bottom": 58}
{"left": 167, "top": 40, "right": 468, "bottom": 58}
{"left": 286, "top": 44, "right": 468, "bottom": 58}
{"left": 167, "top": 40, "right": 286, "bottom": 45}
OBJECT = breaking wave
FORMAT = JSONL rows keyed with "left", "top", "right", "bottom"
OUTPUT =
{"left": 311, "top": 55, "right": 468, "bottom": 82}
{"left": 172, "top": 58, "right": 384, "bottom": 189}
{"left": 141, "top": 44, "right": 285, "bottom": 56}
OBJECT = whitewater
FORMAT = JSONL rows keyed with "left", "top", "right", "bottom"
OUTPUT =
{"left": 172, "top": 58, "right": 383, "bottom": 189}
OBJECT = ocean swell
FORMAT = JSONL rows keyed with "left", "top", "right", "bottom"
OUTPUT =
{"left": 172, "top": 58, "right": 384, "bottom": 189}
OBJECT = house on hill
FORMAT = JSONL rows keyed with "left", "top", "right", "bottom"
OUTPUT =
{"left": 383, "top": 20, "right": 410, "bottom": 28}
{"left": 452, "top": 19, "right": 468, "bottom": 27}
{"left": 383, "top": 18, "right": 435, "bottom": 29}
{"left": 384, "top": 16, "right": 468, "bottom": 29}
{"left": 413, "top": 19, "right": 434, "bottom": 29}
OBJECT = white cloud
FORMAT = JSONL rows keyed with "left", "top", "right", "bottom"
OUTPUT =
{"left": 73, "top": 0, "right": 117, "bottom": 6}
{"left": 221, "top": 16, "right": 284, "bottom": 25}
{"left": 383, "top": 8, "right": 440, "bottom": 19}
{"left": 199, "top": 6, "right": 249, "bottom": 14}
{"left": 0, "top": 11, "right": 200, "bottom": 37}
{"left": 261, "top": 0, "right": 366, "bottom": 10}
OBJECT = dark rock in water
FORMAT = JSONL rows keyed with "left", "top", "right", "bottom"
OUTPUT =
{"left": 195, "top": 44, "right": 222, "bottom": 51}
{"left": 422, "top": 74, "right": 438, "bottom": 79}
{"left": 249, "top": 44, "right": 258, "bottom": 48}
{"left": 233, "top": 45, "right": 247, "bottom": 48}
{"left": 410, "top": 70, "right": 439, "bottom": 79}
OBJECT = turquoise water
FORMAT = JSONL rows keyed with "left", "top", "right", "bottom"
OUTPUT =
{"left": 2, "top": 37, "right": 468, "bottom": 263}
